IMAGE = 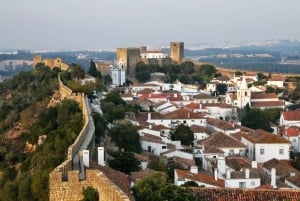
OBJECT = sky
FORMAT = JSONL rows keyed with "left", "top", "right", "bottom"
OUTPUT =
{"left": 0, "top": 0, "right": 300, "bottom": 50}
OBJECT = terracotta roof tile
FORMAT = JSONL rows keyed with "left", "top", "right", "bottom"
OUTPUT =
{"left": 198, "top": 132, "right": 246, "bottom": 148}
{"left": 206, "top": 117, "right": 239, "bottom": 131}
{"left": 202, "top": 103, "right": 235, "bottom": 109}
{"left": 225, "top": 157, "right": 252, "bottom": 171}
{"left": 130, "top": 168, "right": 158, "bottom": 182}
{"left": 190, "top": 188, "right": 300, "bottom": 201}
{"left": 190, "top": 125, "right": 215, "bottom": 135}
{"left": 175, "top": 169, "right": 225, "bottom": 187}
{"left": 164, "top": 108, "right": 206, "bottom": 119}
{"left": 251, "top": 101, "right": 284, "bottom": 107}
{"left": 251, "top": 92, "right": 278, "bottom": 99}
{"left": 229, "top": 169, "right": 260, "bottom": 179}
{"left": 193, "top": 93, "right": 218, "bottom": 100}
{"left": 242, "top": 129, "right": 289, "bottom": 144}
{"left": 282, "top": 110, "right": 300, "bottom": 121}
{"left": 284, "top": 126, "right": 300, "bottom": 137}
{"left": 286, "top": 175, "right": 300, "bottom": 187}
{"left": 263, "top": 158, "right": 300, "bottom": 177}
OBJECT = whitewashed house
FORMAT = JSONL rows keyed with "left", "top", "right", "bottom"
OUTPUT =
{"left": 282, "top": 126, "right": 300, "bottom": 153}
{"left": 224, "top": 168, "right": 261, "bottom": 189}
{"left": 174, "top": 167, "right": 225, "bottom": 188}
{"left": 241, "top": 129, "right": 290, "bottom": 163}
{"left": 280, "top": 110, "right": 300, "bottom": 128}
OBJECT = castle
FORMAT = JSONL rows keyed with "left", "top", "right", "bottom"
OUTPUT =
{"left": 116, "top": 42, "right": 184, "bottom": 78}
{"left": 33, "top": 55, "right": 69, "bottom": 71}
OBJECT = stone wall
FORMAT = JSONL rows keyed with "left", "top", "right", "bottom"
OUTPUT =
{"left": 50, "top": 169, "right": 130, "bottom": 201}
{"left": 50, "top": 74, "right": 130, "bottom": 201}
{"left": 33, "top": 55, "right": 69, "bottom": 71}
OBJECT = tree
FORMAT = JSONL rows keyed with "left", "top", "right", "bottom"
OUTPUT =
{"left": 108, "top": 151, "right": 141, "bottom": 174}
{"left": 171, "top": 124, "right": 194, "bottom": 146}
{"left": 235, "top": 71, "right": 243, "bottom": 76}
{"left": 216, "top": 84, "right": 228, "bottom": 95}
{"left": 102, "top": 90, "right": 126, "bottom": 105}
{"left": 180, "top": 61, "right": 194, "bottom": 74}
{"left": 71, "top": 64, "right": 85, "bottom": 80}
{"left": 199, "top": 64, "right": 216, "bottom": 78}
{"left": 88, "top": 59, "right": 99, "bottom": 78}
{"left": 241, "top": 109, "right": 273, "bottom": 132}
{"left": 109, "top": 121, "right": 141, "bottom": 152}
{"left": 81, "top": 186, "right": 99, "bottom": 201}
{"left": 132, "top": 173, "right": 196, "bottom": 201}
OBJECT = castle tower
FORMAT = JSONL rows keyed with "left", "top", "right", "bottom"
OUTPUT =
{"left": 116, "top": 48, "right": 140, "bottom": 78}
{"left": 237, "top": 76, "right": 251, "bottom": 108}
{"left": 33, "top": 54, "right": 42, "bottom": 68}
{"left": 170, "top": 42, "right": 184, "bottom": 63}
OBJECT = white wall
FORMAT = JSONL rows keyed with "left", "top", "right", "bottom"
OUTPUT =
{"left": 163, "top": 150, "right": 193, "bottom": 160}
{"left": 140, "top": 140, "right": 168, "bottom": 155}
{"left": 225, "top": 178, "right": 261, "bottom": 188}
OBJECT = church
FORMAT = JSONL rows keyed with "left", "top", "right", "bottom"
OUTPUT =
{"left": 225, "top": 76, "right": 285, "bottom": 110}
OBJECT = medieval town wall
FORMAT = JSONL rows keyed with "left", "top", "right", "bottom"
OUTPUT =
{"left": 50, "top": 74, "right": 129, "bottom": 201}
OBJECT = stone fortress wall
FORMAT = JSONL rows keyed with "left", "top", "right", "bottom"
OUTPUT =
{"left": 49, "top": 74, "right": 130, "bottom": 201}
{"left": 33, "top": 55, "right": 69, "bottom": 71}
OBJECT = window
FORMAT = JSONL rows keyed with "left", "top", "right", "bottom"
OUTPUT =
{"left": 260, "top": 148, "right": 264, "bottom": 155}
{"left": 279, "top": 148, "right": 284, "bottom": 155}
{"left": 293, "top": 139, "right": 297, "bottom": 143}
{"left": 229, "top": 149, "right": 234, "bottom": 155}
{"left": 251, "top": 181, "right": 255, "bottom": 186}
{"left": 162, "top": 146, "right": 167, "bottom": 149}
{"left": 239, "top": 182, "right": 246, "bottom": 188}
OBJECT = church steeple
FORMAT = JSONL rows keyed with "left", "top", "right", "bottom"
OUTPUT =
{"left": 240, "top": 76, "right": 248, "bottom": 90}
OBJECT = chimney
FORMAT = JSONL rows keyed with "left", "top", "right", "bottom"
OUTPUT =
{"left": 271, "top": 168, "right": 276, "bottom": 188}
{"left": 252, "top": 161, "right": 257, "bottom": 169}
{"left": 290, "top": 172, "right": 296, "bottom": 177}
{"left": 97, "top": 147, "right": 105, "bottom": 166}
{"left": 245, "top": 168, "right": 250, "bottom": 179}
{"left": 190, "top": 166, "right": 198, "bottom": 174}
{"left": 214, "top": 168, "right": 218, "bottom": 181}
{"left": 174, "top": 93, "right": 177, "bottom": 98}
{"left": 148, "top": 112, "right": 151, "bottom": 121}
{"left": 149, "top": 124, "right": 152, "bottom": 129}
{"left": 200, "top": 103, "right": 202, "bottom": 109}
{"left": 226, "top": 169, "right": 231, "bottom": 179}
{"left": 83, "top": 150, "right": 89, "bottom": 167}
{"left": 188, "top": 112, "right": 190, "bottom": 119}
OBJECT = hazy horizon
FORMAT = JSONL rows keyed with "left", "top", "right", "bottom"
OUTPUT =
{"left": 1, "top": 0, "right": 300, "bottom": 50}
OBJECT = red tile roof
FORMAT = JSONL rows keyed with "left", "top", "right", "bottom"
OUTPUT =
{"left": 130, "top": 168, "right": 158, "bottom": 182}
{"left": 206, "top": 117, "right": 239, "bottom": 131}
{"left": 225, "top": 157, "right": 252, "bottom": 171}
{"left": 284, "top": 126, "right": 300, "bottom": 137}
{"left": 190, "top": 125, "right": 215, "bottom": 135}
{"left": 269, "top": 77, "right": 285, "bottom": 82}
{"left": 242, "top": 129, "right": 289, "bottom": 144}
{"left": 202, "top": 103, "right": 235, "bottom": 109}
{"left": 190, "top": 188, "right": 300, "bottom": 201}
{"left": 185, "top": 102, "right": 200, "bottom": 110}
{"left": 163, "top": 108, "right": 206, "bottom": 119}
{"left": 193, "top": 93, "right": 218, "bottom": 100}
{"left": 175, "top": 169, "right": 225, "bottom": 187}
{"left": 286, "top": 175, "right": 300, "bottom": 187}
{"left": 140, "top": 133, "right": 166, "bottom": 145}
{"left": 251, "top": 101, "right": 284, "bottom": 108}
{"left": 251, "top": 92, "right": 278, "bottom": 99}
{"left": 198, "top": 132, "right": 246, "bottom": 148}
{"left": 263, "top": 158, "right": 300, "bottom": 177}
{"left": 282, "top": 110, "right": 300, "bottom": 121}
